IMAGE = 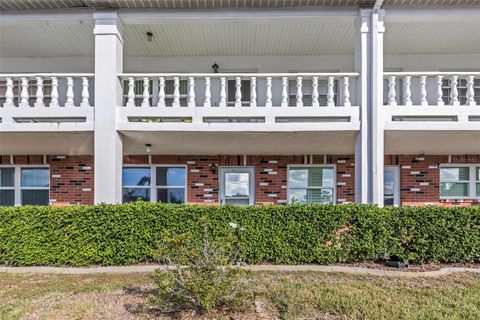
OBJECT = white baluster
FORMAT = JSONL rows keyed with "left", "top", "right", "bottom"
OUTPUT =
{"left": 327, "top": 76, "right": 335, "bottom": 107}
{"left": 141, "top": 77, "right": 150, "bottom": 107}
{"left": 466, "top": 76, "right": 476, "bottom": 106}
{"left": 188, "top": 77, "right": 195, "bottom": 107}
{"left": 219, "top": 77, "right": 227, "bottom": 107}
{"left": 173, "top": 77, "right": 180, "bottom": 107}
{"left": 403, "top": 76, "right": 412, "bottom": 106}
{"left": 281, "top": 77, "right": 288, "bottom": 107}
{"left": 295, "top": 77, "right": 303, "bottom": 107}
{"left": 450, "top": 75, "right": 459, "bottom": 106}
{"left": 49, "top": 77, "right": 59, "bottom": 107}
{"left": 235, "top": 77, "right": 242, "bottom": 107}
{"left": 266, "top": 77, "right": 272, "bottom": 107}
{"left": 250, "top": 77, "right": 257, "bottom": 107}
{"left": 4, "top": 78, "right": 14, "bottom": 107}
{"left": 204, "top": 77, "right": 211, "bottom": 107}
{"left": 33, "top": 77, "right": 44, "bottom": 107}
{"left": 420, "top": 76, "right": 428, "bottom": 106}
{"left": 65, "top": 77, "right": 75, "bottom": 107}
{"left": 157, "top": 77, "right": 165, "bottom": 107}
{"left": 387, "top": 76, "right": 397, "bottom": 106}
{"left": 80, "top": 77, "right": 90, "bottom": 107}
{"left": 126, "top": 77, "right": 135, "bottom": 107}
{"left": 19, "top": 77, "right": 29, "bottom": 107}
{"left": 312, "top": 77, "right": 319, "bottom": 107}
{"left": 343, "top": 77, "right": 351, "bottom": 107}
{"left": 436, "top": 75, "right": 444, "bottom": 106}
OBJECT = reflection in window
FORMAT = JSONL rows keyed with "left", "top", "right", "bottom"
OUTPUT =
{"left": 122, "top": 167, "right": 151, "bottom": 202}
{"left": 20, "top": 168, "right": 49, "bottom": 205}
{"left": 288, "top": 167, "right": 334, "bottom": 204}
{"left": 156, "top": 167, "right": 186, "bottom": 204}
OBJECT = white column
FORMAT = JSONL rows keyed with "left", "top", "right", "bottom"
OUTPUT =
{"left": 354, "top": 9, "right": 385, "bottom": 206}
{"left": 81, "top": 77, "right": 91, "bottom": 107}
{"left": 65, "top": 77, "right": 75, "bottom": 107}
{"left": 94, "top": 11, "right": 124, "bottom": 204}
{"left": 3, "top": 78, "right": 14, "bottom": 108}
{"left": 188, "top": 77, "right": 196, "bottom": 107}
{"left": 265, "top": 77, "right": 272, "bottom": 107}
{"left": 34, "top": 77, "right": 45, "bottom": 107}
{"left": 219, "top": 77, "right": 227, "bottom": 107}
{"left": 204, "top": 77, "right": 211, "bottom": 107}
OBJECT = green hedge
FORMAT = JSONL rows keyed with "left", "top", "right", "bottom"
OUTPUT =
{"left": 0, "top": 203, "right": 479, "bottom": 266}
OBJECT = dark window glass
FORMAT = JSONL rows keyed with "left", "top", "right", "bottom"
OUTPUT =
{"left": 157, "top": 188, "right": 185, "bottom": 204}
{"left": 0, "top": 168, "right": 14, "bottom": 187}
{"left": 122, "top": 188, "right": 150, "bottom": 203}
{"left": 0, "top": 190, "right": 15, "bottom": 206}
{"left": 21, "top": 190, "right": 49, "bottom": 206}
{"left": 156, "top": 167, "right": 186, "bottom": 186}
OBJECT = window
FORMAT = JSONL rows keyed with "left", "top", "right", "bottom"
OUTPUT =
{"left": 165, "top": 79, "right": 188, "bottom": 107}
{"left": 477, "top": 167, "right": 480, "bottom": 197}
{"left": 156, "top": 167, "right": 186, "bottom": 204}
{"left": 0, "top": 168, "right": 15, "bottom": 206}
{"left": 122, "top": 166, "right": 186, "bottom": 204}
{"left": 288, "top": 166, "right": 335, "bottom": 204}
{"left": 289, "top": 79, "right": 338, "bottom": 106}
{"left": 227, "top": 79, "right": 251, "bottom": 106}
{"left": 122, "top": 167, "right": 151, "bottom": 202}
{"left": 0, "top": 166, "right": 50, "bottom": 206}
{"left": 440, "top": 165, "right": 479, "bottom": 199}
{"left": 442, "top": 78, "right": 480, "bottom": 105}
{"left": 123, "top": 79, "right": 153, "bottom": 106}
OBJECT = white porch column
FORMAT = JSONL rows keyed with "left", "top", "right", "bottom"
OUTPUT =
{"left": 93, "top": 11, "right": 124, "bottom": 204}
{"left": 354, "top": 9, "right": 385, "bottom": 206}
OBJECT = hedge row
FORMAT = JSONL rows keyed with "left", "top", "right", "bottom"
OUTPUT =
{"left": 0, "top": 203, "right": 479, "bottom": 266}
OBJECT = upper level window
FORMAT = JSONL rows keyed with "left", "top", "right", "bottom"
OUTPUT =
{"left": 442, "top": 78, "right": 480, "bottom": 105}
{"left": 227, "top": 79, "right": 251, "bottom": 106}
{"left": 289, "top": 79, "right": 338, "bottom": 106}
{"left": 164, "top": 79, "right": 188, "bottom": 107}
{"left": 0, "top": 166, "right": 50, "bottom": 206}
{"left": 288, "top": 166, "right": 335, "bottom": 204}
{"left": 122, "top": 166, "right": 186, "bottom": 204}
{"left": 123, "top": 79, "right": 153, "bottom": 106}
{"left": 440, "top": 165, "right": 480, "bottom": 199}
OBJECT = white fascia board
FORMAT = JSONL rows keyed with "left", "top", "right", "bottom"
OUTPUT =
{"left": 0, "top": 9, "right": 95, "bottom": 25}
{"left": 384, "top": 7, "right": 480, "bottom": 23}
{"left": 118, "top": 8, "right": 358, "bottom": 25}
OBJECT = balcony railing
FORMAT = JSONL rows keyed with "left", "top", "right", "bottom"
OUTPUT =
{"left": 383, "top": 72, "right": 480, "bottom": 128}
{"left": 117, "top": 73, "right": 360, "bottom": 127}
{"left": 0, "top": 73, "right": 94, "bottom": 129}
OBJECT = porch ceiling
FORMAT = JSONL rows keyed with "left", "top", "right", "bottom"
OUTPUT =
{"left": 0, "top": 132, "right": 94, "bottom": 155}
{"left": 120, "top": 131, "right": 357, "bottom": 155}
{"left": 385, "top": 131, "right": 480, "bottom": 155}
{"left": 1, "top": 0, "right": 479, "bottom": 11}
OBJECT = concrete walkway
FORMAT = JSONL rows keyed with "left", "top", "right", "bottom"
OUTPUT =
{"left": 1, "top": 265, "right": 479, "bottom": 278}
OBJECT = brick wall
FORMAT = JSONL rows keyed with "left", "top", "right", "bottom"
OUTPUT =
{"left": 385, "top": 155, "right": 480, "bottom": 207}
{"left": 123, "top": 154, "right": 356, "bottom": 204}
{"left": 0, "top": 155, "right": 94, "bottom": 205}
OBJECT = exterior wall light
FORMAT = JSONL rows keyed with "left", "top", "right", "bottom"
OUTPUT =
{"left": 212, "top": 63, "right": 219, "bottom": 73}
{"left": 145, "top": 144, "right": 152, "bottom": 153}
{"left": 146, "top": 32, "right": 153, "bottom": 42}
{"left": 210, "top": 163, "right": 217, "bottom": 174}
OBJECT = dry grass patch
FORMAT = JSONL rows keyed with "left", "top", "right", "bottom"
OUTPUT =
{"left": 1, "top": 271, "right": 479, "bottom": 320}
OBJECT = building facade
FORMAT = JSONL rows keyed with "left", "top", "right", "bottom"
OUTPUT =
{"left": 1, "top": 0, "right": 479, "bottom": 207}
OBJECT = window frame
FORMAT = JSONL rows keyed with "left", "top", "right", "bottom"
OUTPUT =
{"left": 122, "top": 164, "right": 187, "bottom": 204}
{"left": 439, "top": 164, "right": 479, "bottom": 200}
{"left": 219, "top": 166, "right": 255, "bottom": 205}
{"left": 287, "top": 164, "right": 337, "bottom": 204}
{"left": 0, "top": 165, "right": 50, "bottom": 206}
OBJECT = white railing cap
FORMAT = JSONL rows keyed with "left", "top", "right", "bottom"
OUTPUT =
{"left": 118, "top": 72, "right": 359, "bottom": 78}
{"left": 0, "top": 73, "right": 94, "bottom": 78}
{"left": 384, "top": 71, "right": 480, "bottom": 77}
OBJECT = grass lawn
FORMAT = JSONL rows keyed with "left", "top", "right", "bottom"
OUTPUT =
{"left": 1, "top": 271, "right": 479, "bottom": 320}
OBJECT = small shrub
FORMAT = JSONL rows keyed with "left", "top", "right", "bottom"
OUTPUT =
{"left": 153, "top": 222, "right": 248, "bottom": 314}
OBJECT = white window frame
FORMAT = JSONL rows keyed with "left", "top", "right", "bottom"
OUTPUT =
{"left": 219, "top": 166, "right": 255, "bottom": 205}
{"left": 439, "top": 164, "right": 479, "bottom": 200}
{"left": 122, "top": 165, "right": 187, "bottom": 203}
{"left": 287, "top": 164, "right": 337, "bottom": 204}
{"left": 0, "top": 165, "right": 50, "bottom": 206}
{"left": 384, "top": 165, "right": 400, "bottom": 207}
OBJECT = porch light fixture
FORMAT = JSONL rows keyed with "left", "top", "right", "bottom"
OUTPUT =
{"left": 146, "top": 32, "right": 153, "bottom": 42}
{"left": 212, "top": 63, "right": 219, "bottom": 73}
{"left": 210, "top": 163, "right": 217, "bottom": 174}
{"left": 145, "top": 144, "right": 152, "bottom": 153}
{"left": 412, "top": 153, "right": 425, "bottom": 162}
